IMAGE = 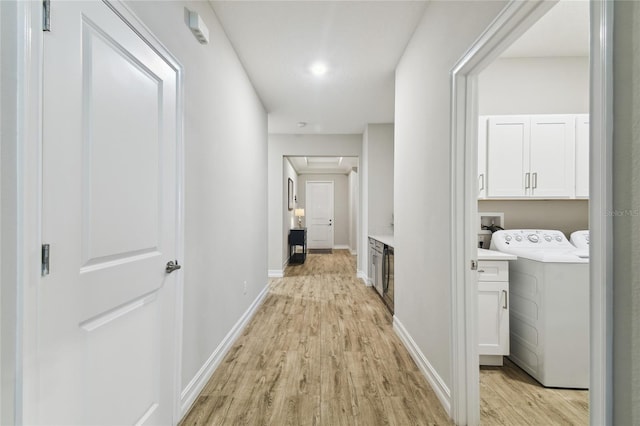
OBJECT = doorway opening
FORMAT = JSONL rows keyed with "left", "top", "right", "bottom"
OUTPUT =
{"left": 450, "top": 1, "right": 613, "bottom": 425}
{"left": 283, "top": 156, "right": 359, "bottom": 273}
{"left": 476, "top": 1, "right": 590, "bottom": 423}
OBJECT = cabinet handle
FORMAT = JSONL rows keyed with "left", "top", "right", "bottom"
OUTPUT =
{"left": 478, "top": 269, "right": 485, "bottom": 273}
{"left": 532, "top": 172, "right": 538, "bottom": 189}
{"left": 479, "top": 174, "right": 484, "bottom": 191}
{"left": 525, "top": 172, "right": 530, "bottom": 189}
{"left": 502, "top": 289, "right": 508, "bottom": 309}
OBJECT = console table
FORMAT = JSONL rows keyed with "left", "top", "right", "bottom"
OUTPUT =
{"left": 289, "top": 228, "right": 307, "bottom": 264}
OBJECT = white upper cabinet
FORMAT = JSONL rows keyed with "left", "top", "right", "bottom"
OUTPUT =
{"left": 486, "top": 116, "right": 530, "bottom": 197}
{"left": 575, "top": 114, "right": 590, "bottom": 198}
{"left": 529, "top": 115, "right": 576, "bottom": 197}
{"left": 478, "top": 116, "right": 488, "bottom": 199}
{"left": 484, "top": 114, "right": 584, "bottom": 199}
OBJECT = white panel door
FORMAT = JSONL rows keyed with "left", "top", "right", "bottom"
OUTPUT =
{"left": 486, "top": 116, "right": 530, "bottom": 198}
{"left": 38, "top": 1, "right": 180, "bottom": 424}
{"left": 529, "top": 115, "right": 576, "bottom": 197}
{"left": 575, "top": 114, "right": 590, "bottom": 198}
{"left": 306, "top": 181, "right": 334, "bottom": 249}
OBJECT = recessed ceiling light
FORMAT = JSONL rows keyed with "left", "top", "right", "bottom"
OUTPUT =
{"left": 310, "top": 62, "right": 328, "bottom": 76}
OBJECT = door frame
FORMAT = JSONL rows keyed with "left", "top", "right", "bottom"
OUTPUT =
{"left": 2, "top": 1, "right": 186, "bottom": 423}
{"left": 449, "top": 1, "right": 613, "bottom": 425}
{"left": 305, "top": 180, "right": 335, "bottom": 249}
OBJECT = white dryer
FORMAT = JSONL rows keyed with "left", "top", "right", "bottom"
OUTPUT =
{"left": 570, "top": 230, "right": 590, "bottom": 257}
{"left": 491, "top": 229, "right": 589, "bottom": 389}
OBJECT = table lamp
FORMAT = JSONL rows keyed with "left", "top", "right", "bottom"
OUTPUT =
{"left": 294, "top": 208, "right": 305, "bottom": 228}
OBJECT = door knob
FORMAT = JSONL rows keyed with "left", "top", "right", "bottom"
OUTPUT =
{"left": 166, "top": 260, "right": 182, "bottom": 273}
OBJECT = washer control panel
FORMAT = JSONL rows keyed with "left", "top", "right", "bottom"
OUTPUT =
{"left": 490, "top": 229, "right": 572, "bottom": 251}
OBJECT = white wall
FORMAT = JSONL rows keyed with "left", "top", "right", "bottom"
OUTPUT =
{"left": 613, "top": 2, "right": 640, "bottom": 423}
{"left": 297, "top": 174, "right": 350, "bottom": 248}
{"left": 478, "top": 200, "right": 588, "bottom": 237}
{"left": 349, "top": 170, "right": 359, "bottom": 253}
{"left": 365, "top": 124, "right": 394, "bottom": 236}
{"left": 479, "top": 56, "right": 589, "bottom": 115}
{"left": 360, "top": 130, "right": 370, "bottom": 277}
{"left": 125, "top": 1, "right": 268, "bottom": 412}
{"left": 394, "top": 0, "right": 507, "bottom": 396}
{"left": 268, "top": 134, "right": 362, "bottom": 276}
{"left": 282, "top": 158, "right": 298, "bottom": 265}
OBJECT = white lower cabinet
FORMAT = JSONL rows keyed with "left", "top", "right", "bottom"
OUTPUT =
{"left": 478, "top": 260, "right": 509, "bottom": 366}
{"left": 368, "top": 238, "right": 375, "bottom": 285}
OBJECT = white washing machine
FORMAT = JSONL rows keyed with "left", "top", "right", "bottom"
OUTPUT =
{"left": 491, "top": 229, "right": 589, "bottom": 389}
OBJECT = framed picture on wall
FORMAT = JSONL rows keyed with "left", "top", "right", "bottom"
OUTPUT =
{"left": 288, "top": 178, "right": 294, "bottom": 211}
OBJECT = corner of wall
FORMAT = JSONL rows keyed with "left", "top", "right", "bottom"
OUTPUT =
{"left": 393, "top": 317, "right": 451, "bottom": 415}
{"left": 180, "top": 284, "right": 269, "bottom": 418}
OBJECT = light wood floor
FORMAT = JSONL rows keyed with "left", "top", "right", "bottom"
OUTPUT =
{"left": 480, "top": 358, "right": 588, "bottom": 425}
{"left": 180, "top": 250, "right": 588, "bottom": 425}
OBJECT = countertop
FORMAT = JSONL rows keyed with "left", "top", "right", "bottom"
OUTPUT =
{"left": 478, "top": 248, "right": 517, "bottom": 261}
{"left": 369, "top": 235, "right": 394, "bottom": 248}
{"left": 366, "top": 240, "right": 514, "bottom": 258}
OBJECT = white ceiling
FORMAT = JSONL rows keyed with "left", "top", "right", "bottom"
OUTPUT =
{"left": 501, "top": 0, "right": 589, "bottom": 58}
{"left": 209, "top": 0, "right": 589, "bottom": 138}
{"left": 288, "top": 156, "right": 358, "bottom": 175}
{"left": 209, "top": 1, "right": 429, "bottom": 135}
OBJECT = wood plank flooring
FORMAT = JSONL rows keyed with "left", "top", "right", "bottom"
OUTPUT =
{"left": 180, "top": 250, "right": 588, "bottom": 425}
{"left": 480, "top": 358, "right": 588, "bottom": 425}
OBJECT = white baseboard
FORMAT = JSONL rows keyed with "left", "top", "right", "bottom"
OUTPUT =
{"left": 268, "top": 269, "right": 284, "bottom": 278}
{"left": 333, "top": 244, "right": 350, "bottom": 250}
{"left": 180, "top": 284, "right": 269, "bottom": 416}
{"left": 356, "top": 270, "right": 370, "bottom": 286}
{"left": 350, "top": 249, "right": 357, "bottom": 256}
{"left": 393, "top": 317, "right": 451, "bottom": 416}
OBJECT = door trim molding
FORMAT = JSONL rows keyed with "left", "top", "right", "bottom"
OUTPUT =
{"left": 450, "top": 1, "right": 613, "bottom": 424}
{"left": 2, "top": 1, "right": 45, "bottom": 423}
{"left": 588, "top": 1, "right": 614, "bottom": 424}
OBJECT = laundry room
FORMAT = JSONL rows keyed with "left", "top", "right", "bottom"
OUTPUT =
{"left": 477, "top": 1, "right": 590, "bottom": 244}
{"left": 475, "top": 0, "right": 590, "bottom": 422}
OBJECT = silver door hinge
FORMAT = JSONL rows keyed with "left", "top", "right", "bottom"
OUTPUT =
{"left": 471, "top": 260, "right": 478, "bottom": 271}
{"left": 42, "top": 244, "right": 50, "bottom": 276}
{"left": 43, "top": 0, "right": 51, "bottom": 32}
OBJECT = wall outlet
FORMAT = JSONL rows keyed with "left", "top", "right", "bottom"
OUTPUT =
{"left": 243, "top": 280, "right": 247, "bottom": 295}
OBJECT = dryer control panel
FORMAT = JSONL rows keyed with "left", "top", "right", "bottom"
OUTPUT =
{"left": 570, "top": 230, "right": 590, "bottom": 250}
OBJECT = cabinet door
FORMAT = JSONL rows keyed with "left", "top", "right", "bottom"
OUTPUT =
{"left": 486, "top": 116, "right": 529, "bottom": 197}
{"left": 368, "top": 239, "right": 375, "bottom": 285}
{"left": 575, "top": 115, "right": 589, "bottom": 197}
{"left": 478, "top": 116, "right": 488, "bottom": 199}
{"left": 529, "top": 115, "right": 576, "bottom": 197}
{"left": 478, "top": 281, "right": 509, "bottom": 355}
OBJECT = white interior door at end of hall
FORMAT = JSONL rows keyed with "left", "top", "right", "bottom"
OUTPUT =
{"left": 306, "top": 181, "right": 334, "bottom": 249}
{"left": 39, "top": 2, "right": 179, "bottom": 425}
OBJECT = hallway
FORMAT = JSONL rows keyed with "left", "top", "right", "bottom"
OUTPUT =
{"left": 180, "top": 250, "right": 451, "bottom": 425}
{"left": 180, "top": 250, "right": 588, "bottom": 425}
